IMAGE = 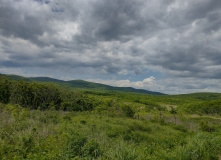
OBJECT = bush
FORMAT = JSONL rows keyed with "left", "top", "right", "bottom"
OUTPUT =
{"left": 169, "top": 106, "right": 177, "bottom": 114}
{"left": 73, "top": 96, "right": 95, "bottom": 111}
{"left": 105, "top": 141, "right": 140, "bottom": 160}
{"left": 0, "top": 76, "right": 11, "bottom": 104}
{"left": 128, "top": 121, "right": 152, "bottom": 132}
{"left": 60, "top": 102, "right": 72, "bottom": 111}
{"left": 63, "top": 115, "right": 71, "bottom": 121}
{"left": 80, "top": 120, "right": 87, "bottom": 124}
{"left": 82, "top": 140, "right": 102, "bottom": 158}
{"left": 123, "top": 129, "right": 149, "bottom": 143}
{"left": 199, "top": 121, "right": 216, "bottom": 132}
{"left": 121, "top": 105, "right": 135, "bottom": 118}
{"left": 0, "top": 102, "right": 5, "bottom": 112}
{"left": 173, "top": 133, "right": 221, "bottom": 160}
{"left": 159, "top": 118, "right": 166, "bottom": 125}
{"left": 66, "top": 134, "right": 87, "bottom": 158}
{"left": 173, "top": 124, "right": 188, "bottom": 132}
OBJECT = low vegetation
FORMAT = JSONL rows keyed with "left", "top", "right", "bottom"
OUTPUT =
{"left": 1, "top": 76, "right": 221, "bottom": 159}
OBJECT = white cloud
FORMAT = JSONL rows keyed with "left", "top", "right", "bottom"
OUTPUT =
{"left": 53, "top": 21, "right": 81, "bottom": 41}
{"left": 87, "top": 76, "right": 156, "bottom": 90}
{"left": 87, "top": 76, "right": 221, "bottom": 95}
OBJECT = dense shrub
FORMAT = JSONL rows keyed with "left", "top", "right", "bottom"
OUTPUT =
{"left": 0, "top": 76, "right": 11, "bottom": 104}
{"left": 178, "top": 100, "right": 221, "bottom": 115}
{"left": 73, "top": 96, "right": 95, "bottom": 111}
{"left": 82, "top": 140, "right": 102, "bottom": 158}
{"left": 173, "top": 133, "right": 221, "bottom": 160}
{"left": 66, "top": 134, "right": 87, "bottom": 158}
{"left": 10, "top": 81, "right": 63, "bottom": 110}
{"left": 0, "top": 77, "right": 96, "bottom": 112}
{"left": 121, "top": 105, "right": 135, "bottom": 118}
{"left": 199, "top": 121, "right": 216, "bottom": 132}
{"left": 171, "top": 124, "right": 188, "bottom": 132}
{"left": 60, "top": 102, "right": 72, "bottom": 111}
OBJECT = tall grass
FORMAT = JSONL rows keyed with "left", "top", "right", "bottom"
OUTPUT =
{"left": 1, "top": 103, "right": 221, "bottom": 159}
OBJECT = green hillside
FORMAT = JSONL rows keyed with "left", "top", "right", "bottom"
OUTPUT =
{"left": 0, "top": 73, "right": 165, "bottom": 95}
{"left": 1, "top": 75, "right": 221, "bottom": 159}
{"left": 0, "top": 73, "right": 32, "bottom": 82}
{"left": 65, "top": 80, "right": 165, "bottom": 95}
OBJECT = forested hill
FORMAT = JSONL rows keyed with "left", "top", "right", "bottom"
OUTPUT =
{"left": 0, "top": 73, "right": 165, "bottom": 95}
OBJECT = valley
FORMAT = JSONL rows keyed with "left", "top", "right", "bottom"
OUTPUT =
{"left": 1, "top": 74, "right": 221, "bottom": 159}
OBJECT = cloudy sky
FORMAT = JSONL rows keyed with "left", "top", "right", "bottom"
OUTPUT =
{"left": 0, "top": 0, "right": 221, "bottom": 94}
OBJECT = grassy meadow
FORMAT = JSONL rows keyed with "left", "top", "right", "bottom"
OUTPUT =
{"left": 1, "top": 76, "right": 221, "bottom": 159}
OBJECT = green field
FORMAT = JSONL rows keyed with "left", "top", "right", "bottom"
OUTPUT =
{"left": 1, "top": 75, "right": 221, "bottom": 159}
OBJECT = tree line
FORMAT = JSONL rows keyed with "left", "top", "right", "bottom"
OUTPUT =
{"left": 0, "top": 76, "right": 95, "bottom": 111}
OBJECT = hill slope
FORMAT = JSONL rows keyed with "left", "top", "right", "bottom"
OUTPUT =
{"left": 0, "top": 73, "right": 165, "bottom": 95}
{"left": 65, "top": 80, "right": 165, "bottom": 95}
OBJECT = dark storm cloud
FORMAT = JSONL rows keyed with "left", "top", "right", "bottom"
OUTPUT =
{"left": 89, "top": 0, "right": 145, "bottom": 41}
{"left": 140, "top": 0, "right": 221, "bottom": 79}
{"left": 73, "top": 0, "right": 175, "bottom": 44}
{"left": 0, "top": 0, "right": 221, "bottom": 93}
{"left": 0, "top": 0, "right": 80, "bottom": 47}
{"left": 0, "top": 2, "right": 47, "bottom": 43}
{"left": 184, "top": 0, "right": 221, "bottom": 20}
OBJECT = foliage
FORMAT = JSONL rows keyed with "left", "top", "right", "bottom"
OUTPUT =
{"left": 121, "top": 104, "right": 135, "bottom": 118}
{"left": 82, "top": 140, "right": 102, "bottom": 158}
{"left": 0, "top": 77, "right": 95, "bottom": 112}
{"left": 0, "top": 105, "right": 221, "bottom": 159}
{"left": 173, "top": 133, "right": 221, "bottom": 160}
{"left": 178, "top": 100, "right": 221, "bottom": 115}
{"left": 1, "top": 75, "right": 221, "bottom": 159}
{"left": 199, "top": 121, "right": 216, "bottom": 132}
{"left": 0, "top": 76, "right": 11, "bottom": 104}
{"left": 66, "top": 134, "right": 87, "bottom": 158}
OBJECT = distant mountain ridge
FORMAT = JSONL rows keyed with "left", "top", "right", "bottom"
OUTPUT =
{"left": 0, "top": 73, "right": 166, "bottom": 95}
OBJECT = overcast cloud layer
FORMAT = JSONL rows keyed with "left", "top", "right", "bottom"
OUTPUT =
{"left": 0, "top": 0, "right": 221, "bottom": 94}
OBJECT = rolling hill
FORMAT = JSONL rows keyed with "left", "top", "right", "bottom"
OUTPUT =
{"left": 0, "top": 73, "right": 165, "bottom": 95}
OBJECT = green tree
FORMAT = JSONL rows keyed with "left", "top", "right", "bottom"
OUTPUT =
{"left": 121, "top": 105, "right": 135, "bottom": 118}
{"left": 0, "top": 76, "right": 11, "bottom": 104}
